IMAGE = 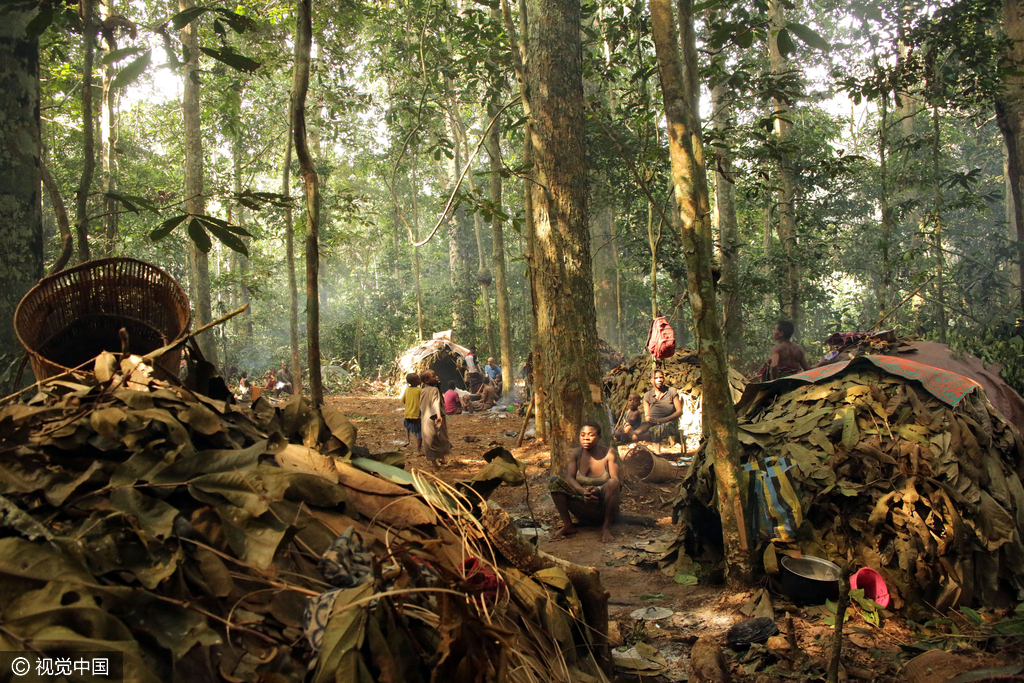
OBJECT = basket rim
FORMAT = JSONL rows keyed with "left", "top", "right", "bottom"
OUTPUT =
{"left": 14, "top": 257, "right": 192, "bottom": 375}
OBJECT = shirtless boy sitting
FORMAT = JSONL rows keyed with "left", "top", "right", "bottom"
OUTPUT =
{"left": 549, "top": 421, "right": 621, "bottom": 543}
{"left": 764, "top": 320, "right": 809, "bottom": 380}
{"left": 613, "top": 393, "right": 643, "bottom": 443}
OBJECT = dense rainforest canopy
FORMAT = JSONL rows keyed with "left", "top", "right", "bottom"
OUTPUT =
{"left": 3, "top": 0, "right": 1024, "bottom": 426}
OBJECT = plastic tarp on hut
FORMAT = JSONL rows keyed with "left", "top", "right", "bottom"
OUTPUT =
{"left": 892, "top": 341, "right": 1024, "bottom": 431}
{"left": 675, "top": 354, "right": 1024, "bottom": 609}
{"left": 395, "top": 338, "right": 471, "bottom": 394}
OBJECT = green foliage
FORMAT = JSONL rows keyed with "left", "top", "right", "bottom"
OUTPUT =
{"left": 28, "top": 0, "right": 1024, "bottom": 393}
{"left": 948, "top": 326, "right": 1024, "bottom": 397}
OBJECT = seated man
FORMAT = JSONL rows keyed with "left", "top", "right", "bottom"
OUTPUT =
{"left": 275, "top": 360, "right": 294, "bottom": 395}
{"left": 759, "top": 320, "right": 809, "bottom": 381}
{"left": 484, "top": 357, "right": 503, "bottom": 396}
{"left": 471, "top": 382, "right": 499, "bottom": 411}
{"left": 613, "top": 393, "right": 643, "bottom": 443}
{"left": 549, "top": 421, "right": 621, "bottom": 543}
{"left": 443, "top": 381, "right": 463, "bottom": 415}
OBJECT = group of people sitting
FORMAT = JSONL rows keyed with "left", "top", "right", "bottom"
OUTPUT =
{"left": 612, "top": 369, "right": 684, "bottom": 445}
{"left": 464, "top": 346, "right": 503, "bottom": 397}
{"left": 548, "top": 320, "right": 812, "bottom": 544}
{"left": 234, "top": 361, "right": 294, "bottom": 401}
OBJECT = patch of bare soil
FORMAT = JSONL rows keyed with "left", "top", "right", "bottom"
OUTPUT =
{"left": 328, "top": 393, "right": 1024, "bottom": 683}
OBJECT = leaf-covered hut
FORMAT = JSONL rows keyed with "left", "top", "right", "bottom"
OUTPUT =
{"left": 391, "top": 338, "right": 470, "bottom": 393}
{"left": 671, "top": 355, "right": 1024, "bottom": 610}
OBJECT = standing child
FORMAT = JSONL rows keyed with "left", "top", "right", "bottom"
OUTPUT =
{"left": 401, "top": 372, "right": 423, "bottom": 452}
{"left": 419, "top": 370, "right": 451, "bottom": 467}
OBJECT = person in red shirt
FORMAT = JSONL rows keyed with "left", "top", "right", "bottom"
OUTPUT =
{"left": 443, "top": 381, "right": 463, "bottom": 415}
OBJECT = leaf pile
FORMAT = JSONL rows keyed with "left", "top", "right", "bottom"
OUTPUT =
{"left": 674, "top": 366, "right": 1024, "bottom": 610}
{"left": 603, "top": 349, "right": 746, "bottom": 420}
{"left": 0, "top": 356, "right": 607, "bottom": 682}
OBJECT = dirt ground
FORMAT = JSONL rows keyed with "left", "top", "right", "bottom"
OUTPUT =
{"left": 327, "top": 391, "right": 1024, "bottom": 683}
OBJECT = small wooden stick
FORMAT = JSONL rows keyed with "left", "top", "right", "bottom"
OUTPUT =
{"left": 516, "top": 393, "right": 536, "bottom": 448}
{"left": 828, "top": 562, "right": 851, "bottom": 683}
{"left": 143, "top": 303, "right": 250, "bottom": 362}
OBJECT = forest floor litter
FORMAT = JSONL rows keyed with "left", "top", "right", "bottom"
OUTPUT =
{"left": 331, "top": 390, "right": 1024, "bottom": 683}
{"left": 0, "top": 352, "right": 1021, "bottom": 681}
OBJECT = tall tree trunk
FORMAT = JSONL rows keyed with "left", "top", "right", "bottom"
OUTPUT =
{"left": 502, "top": 0, "right": 546, "bottom": 441}
{"left": 711, "top": 80, "right": 741, "bottom": 357}
{"left": 293, "top": 0, "right": 322, "bottom": 404}
{"left": 767, "top": 0, "right": 799, "bottom": 327}
{"left": 455, "top": 109, "right": 497, "bottom": 356}
{"left": 650, "top": 0, "right": 750, "bottom": 580}
{"left": 1006, "top": 147, "right": 1018, "bottom": 289}
{"left": 526, "top": 0, "right": 608, "bottom": 469}
{"left": 931, "top": 104, "right": 947, "bottom": 342}
{"left": 76, "top": 0, "right": 96, "bottom": 263}
{"left": 180, "top": 0, "right": 218, "bottom": 367}
{"left": 282, "top": 98, "right": 303, "bottom": 396}
{"left": 99, "top": 0, "right": 118, "bottom": 254}
{"left": 410, "top": 161, "right": 425, "bottom": 340}
{"left": 613, "top": 216, "right": 623, "bottom": 351}
{"left": 232, "top": 128, "right": 253, "bottom": 341}
{"left": 999, "top": 0, "right": 1024, "bottom": 315}
{"left": 648, "top": 199, "right": 660, "bottom": 317}
{"left": 877, "top": 89, "right": 893, "bottom": 323}
{"left": 446, "top": 106, "right": 478, "bottom": 346}
{"left": 487, "top": 84, "right": 514, "bottom": 394}
{"left": 41, "top": 161, "right": 73, "bottom": 275}
{"left": 591, "top": 200, "right": 620, "bottom": 348}
{"left": 0, "top": 9, "right": 44, "bottom": 358}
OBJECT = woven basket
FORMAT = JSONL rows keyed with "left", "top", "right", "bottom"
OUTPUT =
{"left": 14, "top": 258, "right": 191, "bottom": 382}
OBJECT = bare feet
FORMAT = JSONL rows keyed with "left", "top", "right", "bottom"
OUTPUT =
{"left": 551, "top": 524, "right": 578, "bottom": 541}
{"left": 601, "top": 527, "right": 614, "bottom": 543}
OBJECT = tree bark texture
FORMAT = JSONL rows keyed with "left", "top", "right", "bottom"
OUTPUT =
{"left": 525, "top": 0, "right": 608, "bottom": 469}
{"left": 446, "top": 109, "right": 478, "bottom": 346}
{"left": 768, "top": 0, "right": 800, "bottom": 327}
{"left": 650, "top": 0, "right": 751, "bottom": 580}
{"left": 711, "top": 80, "right": 741, "bottom": 358}
{"left": 487, "top": 88, "right": 514, "bottom": 394}
{"left": 99, "top": 0, "right": 118, "bottom": 254}
{"left": 590, "top": 201, "right": 620, "bottom": 349}
{"left": 501, "top": 0, "right": 546, "bottom": 441}
{"left": 76, "top": 0, "right": 96, "bottom": 264}
{"left": 293, "top": 0, "right": 322, "bottom": 404}
{"left": 41, "top": 161, "right": 73, "bottom": 275}
{"left": 931, "top": 104, "right": 947, "bottom": 342}
{"left": 0, "top": 9, "right": 44, "bottom": 358}
{"left": 232, "top": 128, "right": 253, "bottom": 342}
{"left": 179, "top": 0, "right": 218, "bottom": 368}
{"left": 1005, "top": 148, "right": 1018, "bottom": 289}
{"left": 409, "top": 162, "right": 425, "bottom": 341}
{"left": 281, "top": 97, "right": 303, "bottom": 396}
{"left": 454, "top": 107, "right": 497, "bottom": 356}
{"left": 877, "top": 89, "right": 893, "bottom": 323}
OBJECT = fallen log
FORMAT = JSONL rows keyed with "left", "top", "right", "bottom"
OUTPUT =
{"left": 690, "top": 635, "right": 729, "bottom": 683}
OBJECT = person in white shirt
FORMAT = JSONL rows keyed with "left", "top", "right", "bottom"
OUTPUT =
{"left": 464, "top": 345, "right": 482, "bottom": 392}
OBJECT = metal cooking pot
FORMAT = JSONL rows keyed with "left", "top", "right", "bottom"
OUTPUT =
{"left": 780, "top": 555, "right": 841, "bottom": 606}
